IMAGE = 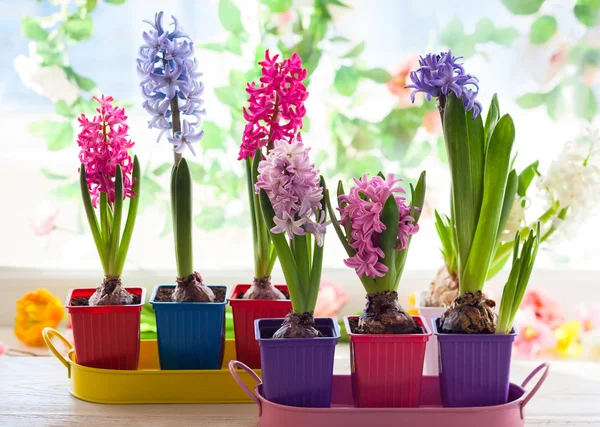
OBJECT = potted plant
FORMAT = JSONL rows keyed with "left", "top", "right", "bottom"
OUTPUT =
{"left": 326, "top": 172, "right": 429, "bottom": 408}
{"left": 69, "top": 94, "right": 144, "bottom": 370}
{"left": 228, "top": 50, "right": 305, "bottom": 368}
{"left": 417, "top": 161, "right": 542, "bottom": 374}
{"left": 254, "top": 138, "right": 339, "bottom": 408}
{"left": 407, "top": 51, "right": 541, "bottom": 407}
{"left": 139, "top": 12, "right": 228, "bottom": 370}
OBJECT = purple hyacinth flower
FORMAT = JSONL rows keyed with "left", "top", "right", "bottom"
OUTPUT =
{"left": 150, "top": 64, "right": 185, "bottom": 100}
{"left": 138, "top": 12, "right": 205, "bottom": 154}
{"left": 168, "top": 119, "right": 204, "bottom": 155}
{"left": 405, "top": 50, "right": 481, "bottom": 118}
{"left": 144, "top": 98, "right": 172, "bottom": 129}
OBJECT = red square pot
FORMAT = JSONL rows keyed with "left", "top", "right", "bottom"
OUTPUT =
{"left": 228, "top": 284, "right": 291, "bottom": 369}
{"left": 344, "top": 315, "right": 431, "bottom": 408}
{"left": 66, "top": 287, "right": 145, "bottom": 370}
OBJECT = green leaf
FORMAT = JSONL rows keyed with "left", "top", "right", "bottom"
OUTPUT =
{"left": 153, "top": 162, "right": 172, "bottom": 176}
{"left": 501, "top": 0, "right": 545, "bottom": 15}
{"left": 575, "top": 1, "right": 600, "bottom": 27}
{"left": 55, "top": 100, "right": 75, "bottom": 118}
{"left": 104, "top": 0, "right": 126, "bottom": 3}
{"left": 215, "top": 86, "right": 239, "bottom": 108}
{"left": 85, "top": 0, "right": 98, "bottom": 11}
{"left": 21, "top": 17, "right": 48, "bottom": 41}
{"left": 437, "top": 136, "right": 448, "bottom": 165}
{"left": 28, "top": 120, "right": 73, "bottom": 151}
{"left": 530, "top": 15, "right": 557, "bottom": 44}
{"left": 194, "top": 207, "right": 226, "bottom": 230}
{"left": 334, "top": 66, "right": 359, "bottom": 96}
{"left": 202, "top": 121, "right": 226, "bottom": 151}
{"left": 41, "top": 169, "right": 70, "bottom": 180}
{"left": 73, "top": 73, "right": 95, "bottom": 91}
{"left": 359, "top": 68, "right": 392, "bottom": 83}
{"left": 516, "top": 92, "right": 545, "bottom": 108}
{"left": 374, "top": 195, "right": 400, "bottom": 292}
{"left": 261, "top": 0, "right": 292, "bottom": 13}
{"left": 225, "top": 33, "right": 242, "bottom": 55}
{"left": 518, "top": 161, "right": 540, "bottom": 197}
{"left": 574, "top": 83, "right": 598, "bottom": 122}
{"left": 545, "top": 87, "right": 565, "bottom": 121}
{"left": 200, "top": 43, "right": 227, "bottom": 52}
{"left": 64, "top": 15, "right": 93, "bottom": 41}
{"left": 173, "top": 159, "right": 194, "bottom": 278}
{"left": 403, "top": 141, "right": 432, "bottom": 168}
{"left": 330, "top": 36, "right": 350, "bottom": 42}
{"left": 219, "top": 0, "right": 245, "bottom": 34}
{"left": 188, "top": 162, "right": 206, "bottom": 184}
{"left": 53, "top": 182, "right": 80, "bottom": 200}
{"left": 351, "top": 155, "right": 383, "bottom": 177}
{"left": 463, "top": 114, "right": 516, "bottom": 294}
{"left": 342, "top": 41, "right": 365, "bottom": 58}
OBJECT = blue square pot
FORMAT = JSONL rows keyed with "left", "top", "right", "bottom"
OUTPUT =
{"left": 150, "top": 284, "right": 228, "bottom": 370}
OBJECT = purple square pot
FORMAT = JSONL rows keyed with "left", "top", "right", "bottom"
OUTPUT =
{"left": 432, "top": 317, "right": 517, "bottom": 407}
{"left": 255, "top": 317, "right": 340, "bottom": 408}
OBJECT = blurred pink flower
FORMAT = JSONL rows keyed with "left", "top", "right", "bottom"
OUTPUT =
{"left": 0, "top": 342, "right": 6, "bottom": 355}
{"left": 31, "top": 201, "right": 59, "bottom": 237}
{"left": 521, "top": 289, "right": 565, "bottom": 329}
{"left": 387, "top": 55, "right": 420, "bottom": 107}
{"left": 423, "top": 110, "right": 442, "bottom": 134}
{"left": 513, "top": 308, "right": 556, "bottom": 359}
{"left": 314, "top": 281, "right": 348, "bottom": 318}
{"left": 577, "top": 303, "right": 600, "bottom": 332}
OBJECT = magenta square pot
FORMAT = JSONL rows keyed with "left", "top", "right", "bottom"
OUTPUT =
{"left": 344, "top": 315, "right": 430, "bottom": 408}
{"left": 432, "top": 317, "right": 517, "bottom": 408}
{"left": 255, "top": 317, "right": 340, "bottom": 408}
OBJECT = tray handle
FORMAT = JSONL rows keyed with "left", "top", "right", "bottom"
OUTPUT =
{"left": 42, "top": 327, "right": 73, "bottom": 377}
{"left": 520, "top": 362, "right": 550, "bottom": 418}
{"left": 228, "top": 360, "right": 262, "bottom": 414}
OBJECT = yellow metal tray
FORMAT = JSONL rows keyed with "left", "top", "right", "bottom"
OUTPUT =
{"left": 42, "top": 328, "right": 261, "bottom": 404}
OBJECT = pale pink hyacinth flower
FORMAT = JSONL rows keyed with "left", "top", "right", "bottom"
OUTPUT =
{"left": 513, "top": 308, "right": 557, "bottom": 359}
{"left": 31, "top": 201, "right": 59, "bottom": 237}
{"left": 255, "top": 139, "right": 329, "bottom": 245}
{"left": 0, "top": 342, "right": 6, "bottom": 355}
{"left": 315, "top": 281, "right": 349, "bottom": 318}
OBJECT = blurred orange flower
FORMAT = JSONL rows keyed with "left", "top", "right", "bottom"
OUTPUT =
{"left": 423, "top": 110, "right": 442, "bottom": 134}
{"left": 315, "top": 281, "right": 348, "bottom": 318}
{"left": 15, "top": 289, "right": 64, "bottom": 347}
{"left": 387, "top": 55, "right": 420, "bottom": 107}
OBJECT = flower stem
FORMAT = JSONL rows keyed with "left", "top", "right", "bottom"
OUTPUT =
{"left": 170, "top": 96, "right": 182, "bottom": 166}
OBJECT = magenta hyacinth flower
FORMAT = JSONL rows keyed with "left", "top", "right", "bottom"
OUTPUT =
{"left": 239, "top": 50, "right": 308, "bottom": 160}
{"left": 339, "top": 174, "right": 419, "bottom": 278}
{"left": 405, "top": 51, "right": 482, "bottom": 118}
{"left": 255, "top": 139, "right": 328, "bottom": 245}
{"left": 77, "top": 95, "right": 135, "bottom": 208}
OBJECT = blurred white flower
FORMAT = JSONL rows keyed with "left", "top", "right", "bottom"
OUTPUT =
{"left": 31, "top": 200, "right": 59, "bottom": 237}
{"left": 538, "top": 130, "right": 600, "bottom": 238}
{"left": 14, "top": 43, "right": 79, "bottom": 104}
{"left": 500, "top": 196, "right": 527, "bottom": 243}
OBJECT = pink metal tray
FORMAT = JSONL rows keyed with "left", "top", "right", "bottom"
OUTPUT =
{"left": 229, "top": 361, "right": 549, "bottom": 427}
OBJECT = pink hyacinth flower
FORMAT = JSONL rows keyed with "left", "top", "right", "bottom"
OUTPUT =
{"left": 77, "top": 95, "right": 136, "bottom": 208}
{"left": 239, "top": 50, "right": 308, "bottom": 160}
{"left": 339, "top": 174, "right": 419, "bottom": 279}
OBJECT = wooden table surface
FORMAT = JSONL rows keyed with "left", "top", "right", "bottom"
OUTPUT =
{"left": 1, "top": 349, "right": 600, "bottom": 426}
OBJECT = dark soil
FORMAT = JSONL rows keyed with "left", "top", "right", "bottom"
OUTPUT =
{"left": 70, "top": 294, "right": 141, "bottom": 306}
{"left": 155, "top": 286, "right": 226, "bottom": 303}
{"left": 348, "top": 316, "right": 425, "bottom": 335}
